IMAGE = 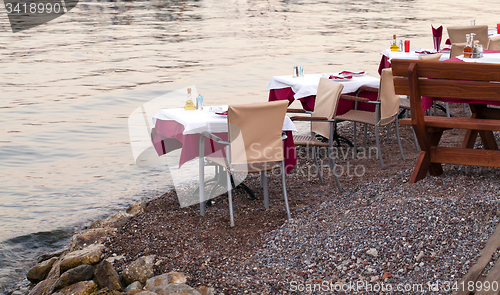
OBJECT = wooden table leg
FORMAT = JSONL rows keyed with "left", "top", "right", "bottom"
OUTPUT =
{"left": 428, "top": 130, "right": 444, "bottom": 176}
{"left": 409, "top": 129, "right": 445, "bottom": 183}
{"left": 463, "top": 104, "right": 499, "bottom": 150}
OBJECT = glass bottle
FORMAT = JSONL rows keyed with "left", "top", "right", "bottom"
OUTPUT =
{"left": 184, "top": 87, "right": 195, "bottom": 110}
{"left": 463, "top": 34, "right": 472, "bottom": 58}
{"left": 390, "top": 34, "right": 399, "bottom": 51}
{"left": 472, "top": 40, "right": 480, "bottom": 58}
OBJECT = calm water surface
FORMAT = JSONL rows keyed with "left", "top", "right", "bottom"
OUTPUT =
{"left": 0, "top": 0, "right": 498, "bottom": 292}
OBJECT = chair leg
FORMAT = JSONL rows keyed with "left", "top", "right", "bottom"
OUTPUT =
{"left": 387, "top": 123, "right": 390, "bottom": 139}
{"left": 329, "top": 123, "right": 342, "bottom": 192}
{"left": 375, "top": 125, "right": 384, "bottom": 168}
{"left": 363, "top": 124, "right": 368, "bottom": 149}
{"left": 312, "top": 146, "right": 324, "bottom": 184}
{"left": 226, "top": 168, "right": 235, "bottom": 227}
{"left": 445, "top": 103, "right": 450, "bottom": 117}
{"left": 412, "top": 128, "right": 420, "bottom": 151}
{"left": 395, "top": 117, "right": 405, "bottom": 161}
{"left": 352, "top": 122, "right": 357, "bottom": 158}
{"left": 199, "top": 156, "right": 206, "bottom": 217}
{"left": 280, "top": 161, "right": 291, "bottom": 219}
{"left": 261, "top": 171, "right": 269, "bottom": 209}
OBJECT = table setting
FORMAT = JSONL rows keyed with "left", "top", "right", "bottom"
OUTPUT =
{"left": 151, "top": 105, "right": 298, "bottom": 172}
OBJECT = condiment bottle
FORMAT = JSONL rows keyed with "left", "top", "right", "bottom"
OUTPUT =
{"left": 472, "top": 40, "right": 480, "bottom": 58}
{"left": 196, "top": 94, "right": 204, "bottom": 110}
{"left": 390, "top": 35, "right": 399, "bottom": 51}
{"left": 463, "top": 34, "right": 472, "bottom": 58}
{"left": 184, "top": 87, "right": 195, "bottom": 110}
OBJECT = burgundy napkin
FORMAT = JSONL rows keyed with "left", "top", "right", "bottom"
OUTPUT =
{"left": 432, "top": 25, "right": 443, "bottom": 52}
{"left": 339, "top": 71, "right": 365, "bottom": 76}
{"left": 415, "top": 50, "right": 437, "bottom": 54}
{"left": 215, "top": 111, "right": 228, "bottom": 116}
{"left": 329, "top": 75, "right": 352, "bottom": 80}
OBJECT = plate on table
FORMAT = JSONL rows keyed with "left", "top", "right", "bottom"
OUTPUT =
{"left": 339, "top": 71, "right": 365, "bottom": 77}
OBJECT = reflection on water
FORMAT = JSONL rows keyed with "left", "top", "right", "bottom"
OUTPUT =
{"left": 1, "top": 0, "right": 499, "bottom": 292}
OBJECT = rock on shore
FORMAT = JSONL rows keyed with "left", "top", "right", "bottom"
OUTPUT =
{"left": 24, "top": 200, "right": 214, "bottom": 295}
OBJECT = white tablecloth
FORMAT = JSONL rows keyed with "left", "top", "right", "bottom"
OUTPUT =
{"left": 153, "top": 106, "right": 297, "bottom": 135}
{"left": 455, "top": 52, "right": 500, "bottom": 63}
{"left": 266, "top": 73, "right": 380, "bottom": 99}
{"left": 380, "top": 49, "right": 451, "bottom": 62}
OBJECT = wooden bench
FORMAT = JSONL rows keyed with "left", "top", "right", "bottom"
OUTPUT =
{"left": 391, "top": 59, "right": 500, "bottom": 183}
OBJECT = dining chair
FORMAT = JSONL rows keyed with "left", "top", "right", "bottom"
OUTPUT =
{"left": 487, "top": 35, "right": 500, "bottom": 50}
{"left": 198, "top": 100, "right": 290, "bottom": 227}
{"left": 287, "top": 78, "right": 343, "bottom": 190}
{"left": 447, "top": 25, "right": 489, "bottom": 47}
{"left": 336, "top": 68, "right": 405, "bottom": 168}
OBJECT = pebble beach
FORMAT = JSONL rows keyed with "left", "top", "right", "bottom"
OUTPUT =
{"left": 96, "top": 111, "right": 500, "bottom": 294}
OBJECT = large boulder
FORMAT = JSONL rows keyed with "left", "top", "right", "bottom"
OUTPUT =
{"left": 47, "top": 258, "right": 63, "bottom": 279}
{"left": 122, "top": 255, "right": 155, "bottom": 286}
{"left": 69, "top": 228, "right": 117, "bottom": 251}
{"left": 28, "top": 279, "right": 57, "bottom": 295}
{"left": 60, "top": 244, "right": 104, "bottom": 272}
{"left": 55, "top": 264, "right": 94, "bottom": 290}
{"left": 89, "top": 211, "right": 130, "bottom": 229}
{"left": 126, "top": 202, "right": 146, "bottom": 215}
{"left": 124, "top": 281, "right": 143, "bottom": 293}
{"left": 52, "top": 280, "right": 98, "bottom": 295}
{"left": 38, "top": 248, "right": 66, "bottom": 263}
{"left": 144, "top": 272, "right": 188, "bottom": 293}
{"left": 157, "top": 283, "right": 201, "bottom": 295}
{"left": 93, "top": 260, "right": 123, "bottom": 291}
{"left": 196, "top": 286, "right": 215, "bottom": 295}
{"left": 27, "top": 257, "right": 58, "bottom": 282}
{"left": 89, "top": 288, "right": 122, "bottom": 295}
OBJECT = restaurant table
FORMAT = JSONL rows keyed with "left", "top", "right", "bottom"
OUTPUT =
{"left": 378, "top": 49, "right": 451, "bottom": 74}
{"left": 151, "top": 106, "right": 298, "bottom": 174}
{"left": 418, "top": 51, "right": 500, "bottom": 111}
{"left": 267, "top": 73, "right": 380, "bottom": 115}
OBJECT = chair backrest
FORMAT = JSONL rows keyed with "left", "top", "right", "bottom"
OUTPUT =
{"left": 418, "top": 53, "right": 442, "bottom": 61}
{"left": 488, "top": 35, "right": 500, "bottom": 50}
{"left": 391, "top": 59, "right": 500, "bottom": 117}
{"left": 227, "top": 100, "right": 288, "bottom": 165}
{"left": 311, "top": 78, "right": 344, "bottom": 138}
{"left": 379, "top": 68, "right": 400, "bottom": 120}
{"left": 450, "top": 43, "right": 466, "bottom": 58}
{"left": 447, "top": 25, "right": 489, "bottom": 47}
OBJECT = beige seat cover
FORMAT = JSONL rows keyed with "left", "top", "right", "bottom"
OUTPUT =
{"left": 227, "top": 100, "right": 288, "bottom": 165}
{"left": 310, "top": 78, "right": 344, "bottom": 139}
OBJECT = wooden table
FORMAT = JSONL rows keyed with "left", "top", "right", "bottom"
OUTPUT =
{"left": 392, "top": 59, "right": 500, "bottom": 183}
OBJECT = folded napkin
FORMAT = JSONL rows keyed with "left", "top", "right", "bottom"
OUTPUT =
{"left": 432, "top": 25, "right": 443, "bottom": 52}
{"left": 215, "top": 111, "right": 228, "bottom": 116}
{"left": 445, "top": 38, "right": 451, "bottom": 45}
{"left": 339, "top": 71, "right": 365, "bottom": 76}
{"left": 329, "top": 75, "right": 352, "bottom": 80}
{"left": 415, "top": 50, "right": 437, "bottom": 54}
{"left": 441, "top": 47, "right": 451, "bottom": 52}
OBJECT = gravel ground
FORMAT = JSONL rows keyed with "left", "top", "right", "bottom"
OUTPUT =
{"left": 104, "top": 104, "right": 500, "bottom": 294}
